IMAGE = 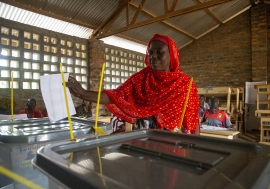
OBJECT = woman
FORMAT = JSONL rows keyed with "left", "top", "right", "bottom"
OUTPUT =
{"left": 66, "top": 34, "right": 199, "bottom": 134}
{"left": 75, "top": 100, "right": 92, "bottom": 118}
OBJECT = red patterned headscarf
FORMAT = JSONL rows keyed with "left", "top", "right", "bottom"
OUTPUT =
{"left": 104, "top": 34, "right": 199, "bottom": 132}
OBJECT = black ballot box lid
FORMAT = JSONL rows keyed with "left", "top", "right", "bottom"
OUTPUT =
{"left": 33, "top": 130, "right": 270, "bottom": 189}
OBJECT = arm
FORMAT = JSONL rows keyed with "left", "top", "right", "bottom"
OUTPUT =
{"left": 66, "top": 76, "right": 113, "bottom": 104}
{"left": 224, "top": 112, "right": 232, "bottom": 128}
{"left": 200, "top": 110, "right": 208, "bottom": 124}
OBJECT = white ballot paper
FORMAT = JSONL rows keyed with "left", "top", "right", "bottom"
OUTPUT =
{"left": 201, "top": 124, "right": 229, "bottom": 131}
{"left": 40, "top": 73, "right": 76, "bottom": 122}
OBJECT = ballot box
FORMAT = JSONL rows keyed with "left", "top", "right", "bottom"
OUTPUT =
{"left": 0, "top": 117, "right": 112, "bottom": 189}
{"left": 33, "top": 130, "right": 270, "bottom": 189}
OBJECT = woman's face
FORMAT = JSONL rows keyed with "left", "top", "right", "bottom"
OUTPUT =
{"left": 148, "top": 40, "right": 170, "bottom": 72}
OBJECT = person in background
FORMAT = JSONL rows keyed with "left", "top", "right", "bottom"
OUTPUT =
{"left": 19, "top": 98, "right": 44, "bottom": 118}
{"left": 111, "top": 114, "right": 126, "bottom": 133}
{"left": 75, "top": 100, "right": 92, "bottom": 118}
{"left": 199, "top": 95, "right": 209, "bottom": 117}
{"left": 0, "top": 108, "right": 9, "bottom": 114}
{"left": 201, "top": 97, "right": 232, "bottom": 128}
{"left": 66, "top": 34, "right": 199, "bottom": 134}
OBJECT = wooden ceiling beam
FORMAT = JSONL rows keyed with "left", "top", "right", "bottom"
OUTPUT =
{"left": 170, "top": 0, "right": 179, "bottom": 12}
{"left": 130, "top": 0, "right": 146, "bottom": 25}
{"left": 195, "top": 0, "right": 223, "bottom": 24}
{"left": 94, "top": 0, "right": 234, "bottom": 39}
{"left": 90, "top": 0, "right": 130, "bottom": 38}
{"left": 164, "top": 0, "right": 169, "bottom": 14}
{"left": 129, "top": 3, "right": 196, "bottom": 39}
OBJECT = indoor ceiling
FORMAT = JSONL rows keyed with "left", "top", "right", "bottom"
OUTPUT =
{"left": 0, "top": 0, "right": 259, "bottom": 50}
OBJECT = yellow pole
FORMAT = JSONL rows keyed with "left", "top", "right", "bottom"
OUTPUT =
{"left": 178, "top": 78, "right": 193, "bottom": 132}
{"left": 94, "top": 63, "right": 106, "bottom": 135}
{"left": 60, "top": 63, "right": 75, "bottom": 141}
{"left": 0, "top": 165, "right": 43, "bottom": 189}
{"left": 92, "top": 64, "right": 107, "bottom": 186}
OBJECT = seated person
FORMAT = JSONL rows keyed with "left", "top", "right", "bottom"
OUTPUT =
{"left": 134, "top": 116, "right": 157, "bottom": 130}
{"left": 199, "top": 95, "right": 209, "bottom": 117}
{"left": 19, "top": 98, "right": 44, "bottom": 118}
{"left": 75, "top": 100, "right": 92, "bottom": 118}
{"left": 201, "top": 97, "right": 232, "bottom": 128}
{"left": 111, "top": 114, "right": 126, "bottom": 133}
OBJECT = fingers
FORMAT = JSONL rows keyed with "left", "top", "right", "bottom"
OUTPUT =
{"left": 68, "top": 76, "right": 75, "bottom": 83}
{"left": 67, "top": 76, "right": 76, "bottom": 87}
{"left": 65, "top": 82, "right": 70, "bottom": 87}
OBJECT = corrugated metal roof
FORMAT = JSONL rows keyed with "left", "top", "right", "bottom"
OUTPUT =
{"left": 0, "top": 2, "right": 93, "bottom": 38}
{"left": 0, "top": 0, "right": 254, "bottom": 52}
{"left": 210, "top": 0, "right": 251, "bottom": 22}
{"left": 0, "top": 2, "right": 147, "bottom": 53}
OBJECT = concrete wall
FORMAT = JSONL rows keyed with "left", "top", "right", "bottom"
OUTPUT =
{"left": 0, "top": 18, "right": 87, "bottom": 114}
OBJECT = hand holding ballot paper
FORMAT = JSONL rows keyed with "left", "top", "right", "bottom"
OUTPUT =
{"left": 40, "top": 73, "right": 76, "bottom": 123}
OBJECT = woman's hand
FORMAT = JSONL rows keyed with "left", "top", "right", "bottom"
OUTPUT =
{"left": 66, "top": 76, "right": 112, "bottom": 104}
{"left": 66, "top": 76, "right": 85, "bottom": 98}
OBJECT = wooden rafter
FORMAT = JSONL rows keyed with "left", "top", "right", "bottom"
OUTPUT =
{"left": 130, "top": 0, "right": 146, "bottom": 25}
{"left": 1, "top": 0, "right": 233, "bottom": 44}
{"left": 129, "top": 3, "right": 196, "bottom": 39}
{"left": 93, "top": 0, "right": 234, "bottom": 39}
{"left": 90, "top": 0, "right": 130, "bottom": 38}
{"left": 170, "top": 0, "right": 179, "bottom": 12}
{"left": 164, "top": 0, "right": 169, "bottom": 14}
{"left": 195, "top": 0, "right": 223, "bottom": 24}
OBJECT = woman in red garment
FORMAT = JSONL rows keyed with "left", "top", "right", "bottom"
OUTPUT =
{"left": 66, "top": 34, "right": 199, "bottom": 134}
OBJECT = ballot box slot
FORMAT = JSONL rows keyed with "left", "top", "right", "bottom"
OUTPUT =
{"left": 147, "top": 136, "right": 195, "bottom": 148}
{"left": 0, "top": 118, "right": 111, "bottom": 143}
{"left": 121, "top": 139, "right": 226, "bottom": 167}
{"left": 14, "top": 123, "right": 88, "bottom": 130}
{"left": 144, "top": 136, "right": 230, "bottom": 155}
{"left": 14, "top": 125, "right": 80, "bottom": 132}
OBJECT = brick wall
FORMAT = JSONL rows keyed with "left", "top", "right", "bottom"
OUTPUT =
{"left": 267, "top": 5, "right": 270, "bottom": 82}
{"left": 251, "top": 4, "right": 268, "bottom": 82}
{"left": 88, "top": 38, "right": 109, "bottom": 116}
{"left": 181, "top": 4, "right": 270, "bottom": 88}
{"left": 180, "top": 9, "right": 252, "bottom": 88}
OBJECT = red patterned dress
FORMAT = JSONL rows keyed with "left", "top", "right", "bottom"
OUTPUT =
{"left": 104, "top": 34, "right": 199, "bottom": 133}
